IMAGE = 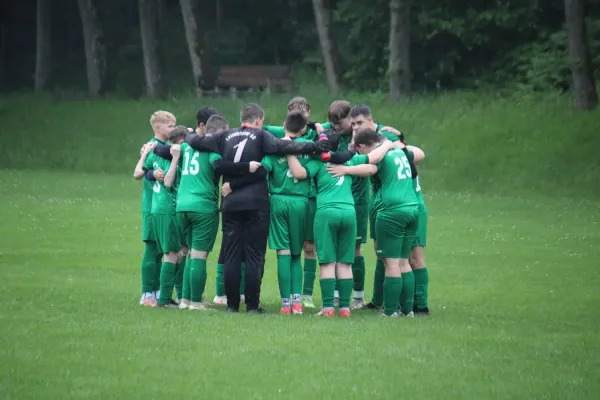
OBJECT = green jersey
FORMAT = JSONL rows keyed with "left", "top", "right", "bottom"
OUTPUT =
{"left": 176, "top": 142, "right": 223, "bottom": 213}
{"left": 146, "top": 155, "right": 180, "bottom": 214}
{"left": 262, "top": 137, "right": 312, "bottom": 196}
{"left": 304, "top": 154, "right": 368, "bottom": 211}
{"left": 375, "top": 148, "right": 418, "bottom": 212}
{"left": 264, "top": 121, "right": 330, "bottom": 142}
{"left": 141, "top": 137, "right": 165, "bottom": 213}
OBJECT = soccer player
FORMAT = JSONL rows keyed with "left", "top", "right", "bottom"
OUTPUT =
{"left": 132, "top": 110, "right": 175, "bottom": 306}
{"left": 196, "top": 107, "right": 220, "bottom": 135}
{"left": 146, "top": 126, "right": 188, "bottom": 308}
{"left": 261, "top": 110, "right": 313, "bottom": 315}
{"left": 410, "top": 158, "right": 430, "bottom": 315}
{"left": 286, "top": 139, "right": 398, "bottom": 317}
{"left": 328, "top": 128, "right": 418, "bottom": 317}
{"left": 185, "top": 103, "right": 332, "bottom": 313}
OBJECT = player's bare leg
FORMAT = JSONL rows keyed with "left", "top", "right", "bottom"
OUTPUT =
{"left": 336, "top": 262, "right": 353, "bottom": 317}
{"left": 350, "top": 244, "right": 365, "bottom": 309}
{"left": 316, "top": 262, "right": 336, "bottom": 317}
{"left": 399, "top": 259, "right": 415, "bottom": 317}
{"left": 188, "top": 249, "right": 212, "bottom": 311}
{"left": 382, "top": 257, "right": 402, "bottom": 317}
{"left": 410, "top": 246, "right": 429, "bottom": 315}
{"left": 301, "top": 241, "right": 317, "bottom": 308}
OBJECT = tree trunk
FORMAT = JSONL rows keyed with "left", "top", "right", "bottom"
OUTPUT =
{"left": 139, "top": 0, "right": 165, "bottom": 98}
{"left": 564, "top": 0, "right": 598, "bottom": 110}
{"left": 388, "top": 0, "right": 411, "bottom": 102}
{"left": 35, "top": 0, "right": 51, "bottom": 91}
{"left": 77, "top": 0, "right": 107, "bottom": 96}
{"left": 179, "top": 0, "right": 206, "bottom": 97}
{"left": 312, "top": 0, "right": 340, "bottom": 94}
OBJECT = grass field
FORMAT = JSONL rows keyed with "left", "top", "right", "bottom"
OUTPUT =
{"left": 1, "top": 169, "right": 599, "bottom": 399}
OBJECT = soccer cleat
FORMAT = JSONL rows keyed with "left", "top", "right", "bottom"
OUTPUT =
{"left": 350, "top": 298, "right": 365, "bottom": 310}
{"left": 301, "top": 295, "right": 315, "bottom": 309}
{"left": 316, "top": 308, "right": 335, "bottom": 317}
{"left": 280, "top": 307, "right": 292, "bottom": 315}
{"left": 381, "top": 312, "right": 400, "bottom": 318}
{"left": 399, "top": 311, "right": 415, "bottom": 318}
{"left": 179, "top": 299, "right": 190, "bottom": 310}
{"left": 292, "top": 303, "right": 303, "bottom": 315}
{"left": 227, "top": 306, "right": 239, "bottom": 313}
{"left": 142, "top": 294, "right": 157, "bottom": 307}
{"left": 189, "top": 302, "right": 212, "bottom": 311}
{"left": 167, "top": 299, "right": 180, "bottom": 308}
{"left": 213, "top": 295, "right": 227, "bottom": 305}
{"left": 338, "top": 309, "right": 351, "bottom": 318}
{"left": 361, "top": 302, "right": 383, "bottom": 310}
{"left": 247, "top": 307, "right": 266, "bottom": 314}
{"left": 413, "top": 307, "right": 430, "bottom": 316}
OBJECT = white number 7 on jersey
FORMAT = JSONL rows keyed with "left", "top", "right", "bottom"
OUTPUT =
{"left": 233, "top": 138, "right": 249, "bottom": 162}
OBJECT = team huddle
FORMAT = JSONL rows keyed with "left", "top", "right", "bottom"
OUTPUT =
{"left": 133, "top": 97, "right": 430, "bottom": 317}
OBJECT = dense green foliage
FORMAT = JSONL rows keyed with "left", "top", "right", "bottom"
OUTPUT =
{"left": 2, "top": 0, "right": 599, "bottom": 93}
{"left": 1, "top": 91, "right": 599, "bottom": 198}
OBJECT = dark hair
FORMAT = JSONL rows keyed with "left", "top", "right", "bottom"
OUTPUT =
{"left": 288, "top": 97, "right": 310, "bottom": 113}
{"left": 349, "top": 104, "right": 372, "bottom": 119}
{"left": 206, "top": 115, "right": 229, "bottom": 135}
{"left": 196, "top": 107, "right": 219, "bottom": 127}
{"left": 168, "top": 125, "right": 189, "bottom": 143}
{"left": 353, "top": 128, "right": 379, "bottom": 147}
{"left": 284, "top": 110, "right": 307, "bottom": 134}
{"left": 327, "top": 100, "right": 351, "bottom": 125}
{"left": 240, "top": 103, "right": 264, "bottom": 124}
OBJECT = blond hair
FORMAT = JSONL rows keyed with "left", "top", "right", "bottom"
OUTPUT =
{"left": 150, "top": 110, "right": 176, "bottom": 127}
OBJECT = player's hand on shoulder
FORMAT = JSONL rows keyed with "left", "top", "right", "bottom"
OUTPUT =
{"left": 393, "top": 140, "right": 406, "bottom": 149}
{"left": 153, "top": 169, "right": 165, "bottom": 181}
{"left": 170, "top": 144, "right": 181, "bottom": 157}
{"left": 314, "top": 139, "right": 331, "bottom": 153}
{"left": 315, "top": 123, "right": 325, "bottom": 134}
{"left": 143, "top": 142, "right": 157, "bottom": 155}
{"left": 221, "top": 182, "right": 232, "bottom": 197}
{"left": 249, "top": 161, "right": 262, "bottom": 173}
{"left": 326, "top": 164, "right": 348, "bottom": 178}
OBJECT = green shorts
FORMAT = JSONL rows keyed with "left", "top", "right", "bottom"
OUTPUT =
{"left": 269, "top": 195, "right": 308, "bottom": 255}
{"left": 304, "top": 197, "right": 316, "bottom": 242}
{"left": 152, "top": 213, "right": 182, "bottom": 254}
{"left": 314, "top": 206, "right": 357, "bottom": 264}
{"left": 375, "top": 206, "right": 418, "bottom": 259}
{"left": 369, "top": 205, "right": 378, "bottom": 240}
{"left": 141, "top": 212, "right": 155, "bottom": 242}
{"left": 355, "top": 203, "right": 368, "bottom": 244}
{"left": 178, "top": 211, "right": 219, "bottom": 252}
{"left": 413, "top": 206, "right": 428, "bottom": 248}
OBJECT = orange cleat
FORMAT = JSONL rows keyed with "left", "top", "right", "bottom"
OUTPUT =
{"left": 338, "top": 309, "right": 351, "bottom": 318}
{"left": 316, "top": 308, "right": 335, "bottom": 317}
{"left": 292, "top": 303, "right": 303, "bottom": 315}
{"left": 280, "top": 307, "right": 292, "bottom": 315}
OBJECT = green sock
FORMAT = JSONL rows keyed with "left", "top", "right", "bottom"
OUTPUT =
{"left": 413, "top": 268, "right": 429, "bottom": 309}
{"left": 400, "top": 271, "right": 415, "bottom": 314}
{"left": 174, "top": 256, "right": 186, "bottom": 300}
{"left": 383, "top": 276, "right": 402, "bottom": 316}
{"left": 141, "top": 242, "right": 160, "bottom": 293}
{"left": 189, "top": 258, "right": 207, "bottom": 303}
{"left": 290, "top": 255, "right": 303, "bottom": 296}
{"left": 371, "top": 259, "right": 385, "bottom": 306}
{"left": 240, "top": 262, "right": 246, "bottom": 295}
{"left": 153, "top": 252, "right": 163, "bottom": 292}
{"left": 277, "top": 255, "right": 292, "bottom": 299}
{"left": 215, "top": 263, "right": 225, "bottom": 296}
{"left": 302, "top": 258, "right": 317, "bottom": 295}
{"left": 338, "top": 278, "right": 353, "bottom": 308}
{"left": 182, "top": 256, "right": 191, "bottom": 301}
{"left": 320, "top": 278, "right": 336, "bottom": 308}
{"left": 158, "top": 261, "right": 176, "bottom": 305}
{"left": 352, "top": 256, "right": 365, "bottom": 293}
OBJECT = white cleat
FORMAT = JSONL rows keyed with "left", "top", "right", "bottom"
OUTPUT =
{"left": 403, "top": 311, "right": 415, "bottom": 318}
{"left": 213, "top": 295, "right": 227, "bottom": 305}
{"left": 381, "top": 312, "right": 400, "bottom": 318}
{"left": 350, "top": 298, "right": 365, "bottom": 310}
{"left": 302, "top": 295, "right": 315, "bottom": 309}
{"left": 179, "top": 299, "right": 191, "bottom": 310}
{"left": 189, "top": 302, "right": 213, "bottom": 311}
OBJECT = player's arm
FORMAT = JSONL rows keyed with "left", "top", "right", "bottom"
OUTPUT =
{"left": 153, "top": 145, "right": 172, "bottom": 160}
{"left": 262, "top": 130, "right": 331, "bottom": 155}
{"left": 186, "top": 132, "right": 222, "bottom": 154}
{"left": 133, "top": 142, "right": 157, "bottom": 180}
{"left": 407, "top": 145, "right": 425, "bottom": 163}
{"left": 228, "top": 167, "right": 268, "bottom": 190}
{"left": 264, "top": 125, "right": 286, "bottom": 138}
{"left": 327, "top": 164, "right": 378, "bottom": 178}
{"left": 328, "top": 150, "right": 355, "bottom": 164}
{"left": 212, "top": 160, "right": 251, "bottom": 175}
{"left": 380, "top": 127, "right": 405, "bottom": 142}
{"left": 164, "top": 145, "right": 181, "bottom": 189}
{"left": 367, "top": 140, "right": 398, "bottom": 164}
{"left": 286, "top": 155, "right": 308, "bottom": 180}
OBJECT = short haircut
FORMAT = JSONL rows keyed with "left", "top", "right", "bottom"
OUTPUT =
{"left": 150, "top": 110, "right": 176, "bottom": 126}
{"left": 206, "top": 114, "right": 229, "bottom": 135}
{"left": 284, "top": 110, "right": 307, "bottom": 134}
{"left": 349, "top": 104, "right": 372, "bottom": 119}
{"left": 240, "top": 103, "right": 264, "bottom": 124}
{"left": 287, "top": 97, "right": 310, "bottom": 113}
{"left": 196, "top": 107, "right": 219, "bottom": 127}
{"left": 353, "top": 128, "right": 379, "bottom": 147}
{"left": 168, "top": 125, "right": 189, "bottom": 143}
{"left": 327, "top": 100, "right": 351, "bottom": 125}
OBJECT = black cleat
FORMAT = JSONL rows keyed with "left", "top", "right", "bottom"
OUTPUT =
{"left": 247, "top": 307, "right": 266, "bottom": 314}
{"left": 227, "top": 306, "right": 239, "bottom": 313}
{"left": 362, "top": 302, "right": 383, "bottom": 310}
{"left": 413, "top": 307, "right": 430, "bottom": 316}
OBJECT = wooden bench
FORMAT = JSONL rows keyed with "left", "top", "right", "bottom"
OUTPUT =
{"left": 212, "top": 65, "right": 293, "bottom": 96}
